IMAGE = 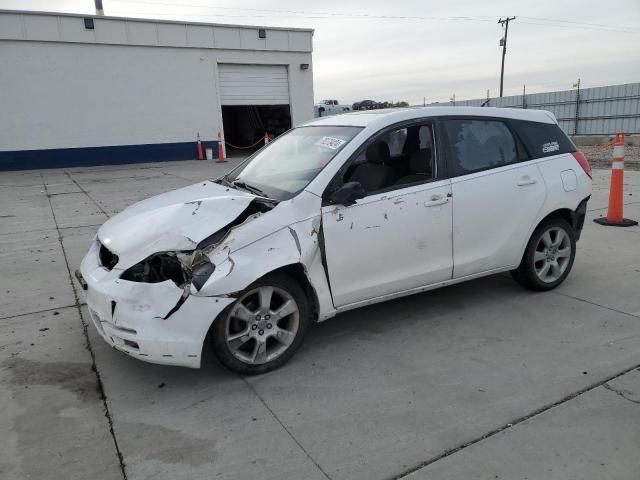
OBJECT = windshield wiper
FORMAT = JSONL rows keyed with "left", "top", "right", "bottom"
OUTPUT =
{"left": 216, "top": 175, "right": 232, "bottom": 186}
{"left": 231, "top": 180, "right": 266, "bottom": 197}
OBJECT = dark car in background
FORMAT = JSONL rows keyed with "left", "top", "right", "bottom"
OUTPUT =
{"left": 352, "top": 99, "right": 383, "bottom": 110}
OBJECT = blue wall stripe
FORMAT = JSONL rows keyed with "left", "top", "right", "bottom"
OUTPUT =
{"left": 0, "top": 140, "right": 219, "bottom": 171}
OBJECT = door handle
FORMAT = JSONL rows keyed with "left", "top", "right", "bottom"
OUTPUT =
{"left": 425, "top": 195, "right": 449, "bottom": 207}
{"left": 517, "top": 176, "right": 537, "bottom": 186}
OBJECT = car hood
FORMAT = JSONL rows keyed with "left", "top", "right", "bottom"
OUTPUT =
{"left": 98, "top": 181, "right": 256, "bottom": 261}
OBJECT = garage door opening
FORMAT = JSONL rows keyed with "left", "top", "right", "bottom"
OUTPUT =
{"left": 222, "top": 105, "right": 291, "bottom": 155}
{"left": 218, "top": 64, "right": 292, "bottom": 156}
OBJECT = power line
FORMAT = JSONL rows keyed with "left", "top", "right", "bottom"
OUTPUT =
{"left": 108, "top": 0, "right": 495, "bottom": 23}
{"left": 10, "top": 0, "right": 637, "bottom": 33}
{"left": 516, "top": 19, "right": 637, "bottom": 34}
{"left": 519, "top": 15, "right": 637, "bottom": 31}
{"left": 106, "top": 0, "right": 640, "bottom": 32}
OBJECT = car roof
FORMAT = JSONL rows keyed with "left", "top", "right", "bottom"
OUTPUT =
{"left": 302, "top": 107, "right": 557, "bottom": 129}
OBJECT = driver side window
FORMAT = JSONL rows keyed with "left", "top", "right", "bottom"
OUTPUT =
{"left": 342, "top": 122, "right": 435, "bottom": 195}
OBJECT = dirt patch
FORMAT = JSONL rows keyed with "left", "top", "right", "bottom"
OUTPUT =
{"left": 1, "top": 357, "right": 101, "bottom": 401}
{"left": 118, "top": 421, "right": 217, "bottom": 467}
{"left": 582, "top": 145, "right": 640, "bottom": 171}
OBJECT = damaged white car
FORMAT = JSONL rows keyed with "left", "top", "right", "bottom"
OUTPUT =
{"left": 77, "top": 107, "right": 591, "bottom": 374}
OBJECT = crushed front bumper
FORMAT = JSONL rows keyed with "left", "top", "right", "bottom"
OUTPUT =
{"left": 76, "top": 242, "right": 234, "bottom": 368}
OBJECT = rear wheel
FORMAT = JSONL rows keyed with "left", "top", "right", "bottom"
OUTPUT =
{"left": 511, "top": 218, "right": 576, "bottom": 291}
{"left": 211, "top": 274, "right": 311, "bottom": 374}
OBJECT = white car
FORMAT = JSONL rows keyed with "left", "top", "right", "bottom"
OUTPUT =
{"left": 77, "top": 107, "right": 592, "bottom": 374}
{"left": 315, "top": 99, "right": 351, "bottom": 117}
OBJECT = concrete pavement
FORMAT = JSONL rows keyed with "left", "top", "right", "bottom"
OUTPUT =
{"left": 1, "top": 161, "right": 639, "bottom": 479}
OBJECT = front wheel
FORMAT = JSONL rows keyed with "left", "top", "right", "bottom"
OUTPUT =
{"left": 211, "top": 274, "right": 311, "bottom": 374}
{"left": 511, "top": 218, "right": 576, "bottom": 291}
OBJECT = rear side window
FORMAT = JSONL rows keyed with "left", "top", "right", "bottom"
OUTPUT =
{"left": 444, "top": 119, "right": 518, "bottom": 176}
{"left": 513, "top": 120, "right": 575, "bottom": 159}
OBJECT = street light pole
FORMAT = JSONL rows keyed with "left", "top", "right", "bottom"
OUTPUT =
{"left": 498, "top": 16, "right": 516, "bottom": 97}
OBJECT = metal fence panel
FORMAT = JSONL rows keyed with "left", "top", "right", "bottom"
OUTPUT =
{"left": 428, "top": 82, "right": 640, "bottom": 135}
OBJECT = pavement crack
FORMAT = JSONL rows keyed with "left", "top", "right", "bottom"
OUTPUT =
{"left": 241, "top": 377, "right": 332, "bottom": 480}
{"left": 603, "top": 383, "right": 640, "bottom": 405}
{"left": 0, "top": 304, "right": 79, "bottom": 321}
{"left": 550, "top": 291, "right": 640, "bottom": 319}
{"left": 162, "top": 171, "right": 197, "bottom": 182}
{"left": 63, "top": 170, "right": 111, "bottom": 218}
{"left": 0, "top": 224, "right": 101, "bottom": 237}
{"left": 588, "top": 200, "right": 640, "bottom": 213}
{"left": 391, "top": 362, "right": 640, "bottom": 480}
{"left": 42, "top": 174, "right": 127, "bottom": 480}
{"left": 495, "top": 275, "right": 640, "bottom": 320}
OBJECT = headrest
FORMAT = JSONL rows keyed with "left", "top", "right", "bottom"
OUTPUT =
{"left": 409, "top": 148, "right": 431, "bottom": 173}
{"left": 366, "top": 142, "right": 390, "bottom": 164}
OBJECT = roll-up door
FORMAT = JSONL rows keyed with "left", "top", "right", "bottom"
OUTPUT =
{"left": 218, "top": 64, "right": 289, "bottom": 105}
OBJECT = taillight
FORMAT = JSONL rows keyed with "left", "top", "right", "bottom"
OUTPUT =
{"left": 572, "top": 151, "right": 591, "bottom": 179}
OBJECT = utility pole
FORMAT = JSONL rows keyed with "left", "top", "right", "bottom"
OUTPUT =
{"left": 481, "top": 89, "right": 490, "bottom": 107}
{"left": 498, "top": 16, "right": 516, "bottom": 97}
{"left": 573, "top": 78, "right": 581, "bottom": 135}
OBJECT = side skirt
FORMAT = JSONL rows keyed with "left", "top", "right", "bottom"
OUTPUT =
{"left": 332, "top": 266, "right": 516, "bottom": 316}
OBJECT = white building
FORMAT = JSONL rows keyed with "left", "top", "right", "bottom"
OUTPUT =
{"left": 0, "top": 10, "right": 314, "bottom": 170}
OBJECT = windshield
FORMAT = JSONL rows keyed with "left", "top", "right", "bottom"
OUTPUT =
{"left": 223, "top": 125, "right": 362, "bottom": 201}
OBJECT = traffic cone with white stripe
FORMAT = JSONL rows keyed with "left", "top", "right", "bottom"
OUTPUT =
{"left": 196, "top": 132, "right": 204, "bottom": 160}
{"left": 217, "top": 131, "right": 226, "bottom": 163}
{"left": 594, "top": 132, "right": 638, "bottom": 227}
{"left": 264, "top": 132, "right": 270, "bottom": 145}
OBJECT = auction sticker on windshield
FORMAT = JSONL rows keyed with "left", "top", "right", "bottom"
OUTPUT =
{"left": 316, "top": 136, "right": 346, "bottom": 150}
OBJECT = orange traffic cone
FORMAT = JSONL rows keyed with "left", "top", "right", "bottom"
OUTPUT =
{"left": 264, "top": 132, "right": 270, "bottom": 145}
{"left": 217, "top": 131, "right": 226, "bottom": 163}
{"left": 594, "top": 132, "right": 638, "bottom": 227}
{"left": 196, "top": 132, "right": 204, "bottom": 160}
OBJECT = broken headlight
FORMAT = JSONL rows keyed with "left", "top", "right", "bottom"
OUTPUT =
{"left": 190, "top": 252, "right": 215, "bottom": 291}
{"left": 120, "top": 250, "right": 215, "bottom": 290}
{"left": 99, "top": 243, "right": 119, "bottom": 270}
{"left": 121, "top": 253, "right": 188, "bottom": 286}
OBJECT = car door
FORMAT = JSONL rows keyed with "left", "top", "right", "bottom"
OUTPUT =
{"left": 442, "top": 117, "right": 546, "bottom": 278}
{"left": 320, "top": 122, "right": 453, "bottom": 308}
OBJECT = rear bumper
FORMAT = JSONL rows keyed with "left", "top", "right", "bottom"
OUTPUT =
{"left": 77, "top": 242, "right": 234, "bottom": 368}
{"left": 574, "top": 196, "right": 590, "bottom": 241}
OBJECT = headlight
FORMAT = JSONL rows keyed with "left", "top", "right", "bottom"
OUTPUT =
{"left": 191, "top": 259, "right": 215, "bottom": 291}
{"left": 121, "top": 251, "right": 215, "bottom": 290}
{"left": 190, "top": 251, "right": 215, "bottom": 291}
{"left": 121, "top": 252, "right": 188, "bottom": 286}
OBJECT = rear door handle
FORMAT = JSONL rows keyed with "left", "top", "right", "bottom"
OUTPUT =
{"left": 517, "top": 176, "right": 537, "bottom": 186}
{"left": 425, "top": 194, "right": 449, "bottom": 207}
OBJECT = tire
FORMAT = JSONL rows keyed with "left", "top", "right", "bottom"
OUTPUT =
{"left": 511, "top": 217, "right": 576, "bottom": 291}
{"left": 211, "top": 273, "right": 311, "bottom": 375}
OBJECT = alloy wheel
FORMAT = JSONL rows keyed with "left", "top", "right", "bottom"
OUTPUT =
{"left": 224, "top": 286, "right": 300, "bottom": 365}
{"left": 533, "top": 226, "right": 572, "bottom": 283}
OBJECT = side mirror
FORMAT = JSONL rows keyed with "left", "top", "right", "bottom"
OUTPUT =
{"left": 329, "top": 181, "right": 365, "bottom": 206}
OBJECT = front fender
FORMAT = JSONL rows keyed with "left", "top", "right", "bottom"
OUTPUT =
{"left": 194, "top": 215, "right": 336, "bottom": 321}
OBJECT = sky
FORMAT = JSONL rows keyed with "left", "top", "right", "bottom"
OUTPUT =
{"left": 1, "top": 0, "right": 639, "bottom": 104}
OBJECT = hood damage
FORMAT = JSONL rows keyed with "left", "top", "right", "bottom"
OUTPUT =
{"left": 112, "top": 198, "right": 276, "bottom": 319}
{"left": 93, "top": 182, "right": 332, "bottom": 324}
{"left": 98, "top": 180, "right": 260, "bottom": 261}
